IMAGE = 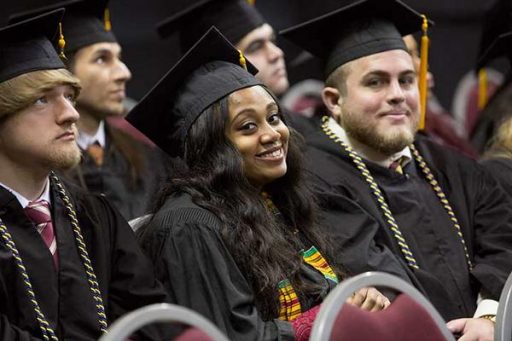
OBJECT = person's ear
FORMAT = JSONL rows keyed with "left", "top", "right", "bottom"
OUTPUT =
{"left": 322, "top": 86, "right": 343, "bottom": 122}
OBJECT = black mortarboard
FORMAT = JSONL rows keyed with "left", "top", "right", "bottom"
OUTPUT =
{"left": 126, "top": 26, "right": 262, "bottom": 158}
{"left": 280, "top": 0, "right": 424, "bottom": 77}
{"left": 0, "top": 9, "right": 65, "bottom": 83}
{"left": 157, "top": 0, "right": 264, "bottom": 51}
{"left": 8, "top": 0, "right": 116, "bottom": 53}
{"left": 476, "top": 0, "right": 512, "bottom": 70}
{"left": 478, "top": 31, "right": 512, "bottom": 71}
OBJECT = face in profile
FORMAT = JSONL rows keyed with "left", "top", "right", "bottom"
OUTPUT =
{"left": 225, "top": 85, "right": 290, "bottom": 188}
{"left": 72, "top": 42, "right": 132, "bottom": 119}
{"left": 0, "top": 84, "right": 81, "bottom": 171}
{"left": 327, "top": 49, "right": 420, "bottom": 155}
{"left": 237, "top": 24, "right": 289, "bottom": 97}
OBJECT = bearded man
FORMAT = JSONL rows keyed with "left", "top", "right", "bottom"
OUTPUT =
{"left": 281, "top": 1, "right": 512, "bottom": 340}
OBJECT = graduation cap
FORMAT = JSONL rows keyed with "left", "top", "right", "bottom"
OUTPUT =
{"left": 280, "top": 0, "right": 425, "bottom": 78}
{"left": 280, "top": 0, "right": 431, "bottom": 129}
{"left": 0, "top": 9, "right": 66, "bottom": 83}
{"left": 476, "top": 0, "right": 512, "bottom": 70}
{"left": 8, "top": 0, "right": 116, "bottom": 53}
{"left": 475, "top": 0, "right": 512, "bottom": 109}
{"left": 157, "top": 0, "right": 264, "bottom": 51}
{"left": 477, "top": 32, "right": 512, "bottom": 72}
{"left": 126, "top": 26, "right": 262, "bottom": 158}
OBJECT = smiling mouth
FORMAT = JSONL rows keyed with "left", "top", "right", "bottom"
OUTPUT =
{"left": 257, "top": 147, "right": 284, "bottom": 160}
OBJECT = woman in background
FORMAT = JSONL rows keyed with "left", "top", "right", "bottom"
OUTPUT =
{"left": 481, "top": 115, "right": 512, "bottom": 195}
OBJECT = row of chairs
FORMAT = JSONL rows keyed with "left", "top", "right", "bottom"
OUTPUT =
{"left": 99, "top": 271, "right": 512, "bottom": 341}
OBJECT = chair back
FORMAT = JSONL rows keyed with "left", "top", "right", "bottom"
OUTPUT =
{"left": 310, "top": 271, "right": 455, "bottom": 341}
{"left": 496, "top": 271, "right": 512, "bottom": 341}
{"left": 98, "top": 303, "right": 229, "bottom": 341}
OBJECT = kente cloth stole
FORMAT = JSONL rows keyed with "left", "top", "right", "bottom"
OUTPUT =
{"left": 277, "top": 246, "right": 338, "bottom": 321}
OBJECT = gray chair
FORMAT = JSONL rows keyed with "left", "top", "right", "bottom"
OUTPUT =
{"left": 310, "top": 271, "right": 455, "bottom": 341}
{"left": 98, "top": 303, "right": 229, "bottom": 341}
{"left": 496, "top": 271, "right": 512, "bottom": 341}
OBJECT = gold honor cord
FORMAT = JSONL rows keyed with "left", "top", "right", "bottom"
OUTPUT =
{"left": 0, "top": 173, "right": 108, "bottom": 340}
{"left": 49, "top": 172, "right": 108, "bottom": 334}
{"left": 321, "top": 116, "right": 473, "bottom": 270}
{"left": 408, "top": 145, "right": 473, "bottom": 270}
{"left": 0, "top": 222, "right": 58, "bottom": 340}
{"left": 321, "top": 117, "right": 419, "bottom": 269}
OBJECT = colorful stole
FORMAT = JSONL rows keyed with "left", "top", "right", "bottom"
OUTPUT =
{"left": 277, "top": 246, "right": 338, "bottom": 321}
{"left": 259, "top": 192, "right": 338, "bottom": 321}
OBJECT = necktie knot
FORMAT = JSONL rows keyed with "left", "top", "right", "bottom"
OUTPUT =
{"left": 25, "top": 200, "right": 52, "bottom": 225}
{"left": 24, "top": 199, "right": 58, "bottom": 268}
{"left": 86, "top": 142, "right": 104, "bottom": 166}
{"left": 389, "top": 156, "right": 409, "bottom": 175}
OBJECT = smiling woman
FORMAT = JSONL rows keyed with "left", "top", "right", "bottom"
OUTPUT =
{"left": 225, "top": 86, "right": 290, "bottom": 188}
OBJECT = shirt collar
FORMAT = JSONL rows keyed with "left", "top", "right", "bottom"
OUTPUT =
{"left": 0, "top": 178, "right": 51, "bottom": 208}
{"left": 76, "top": 120, "right": 106, "bottom": 150}
{"left": 326, "top": 116, "right": 411, "bottom": 168}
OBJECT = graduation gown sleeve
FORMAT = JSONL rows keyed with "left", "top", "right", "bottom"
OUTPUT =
{"left": 141, "top": 198, "right": 295, "bottom": 341}
{"left": 469, "top": 161, "right": 512, "bottom": 298}
{"left": 480, "top": 157, "right": 512, "bottom": 197}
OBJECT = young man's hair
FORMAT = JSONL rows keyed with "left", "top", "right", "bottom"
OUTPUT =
{"left": 0, "top": 69, "right": 81, "bottom": 118}
{"left": 484, "top": 115, "right": 512, "bottom": 159}
{"left": 325, "top": 63, "right": 351, "bottom": 97}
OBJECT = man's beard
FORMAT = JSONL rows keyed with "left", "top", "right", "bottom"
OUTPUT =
{"left": 339, "top": 110, "right": 418, "bottom": 155}
{"left": 44, "top": 143, "right": 82, "bottom": 170}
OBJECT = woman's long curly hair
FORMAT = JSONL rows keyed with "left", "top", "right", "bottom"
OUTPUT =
{"left": 143, "top": 86, "right": 341, "bottom": 319}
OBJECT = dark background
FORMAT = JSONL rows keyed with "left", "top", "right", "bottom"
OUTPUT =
{"left": 1, "top": 0, "right": 501, "bottom": 114}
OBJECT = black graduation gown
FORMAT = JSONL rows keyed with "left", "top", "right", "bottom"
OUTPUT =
{"left": 140, "top": 193, "right": 337, "bottom": 341}
{"left": 480, "top": 157, "right": 512, "bottom": 197}
{"left": 0, "top": 180, "right": 169, "bottom": 340}
{"left": 63, "top": 123, "right": 168, "bottom": 220}
{"left": 302, "top": 121, "right": 512, "bottom": 321}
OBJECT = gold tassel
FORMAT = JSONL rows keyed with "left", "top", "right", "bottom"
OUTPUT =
{"left": 104, "top": 8, "right": 112, "bottom": 31}
{"left": 238, "top": 50, "right": 247, "bottom": 70}
{"left": 247, "top": 0, "right": 256, "bottom": 5}
{"left": 418, "top": 15, "right": 430, "bottom": 131}
{"left": 478, "top": 68, "right": 488, "bottom": 110}
{"left": 58, "top": 22, "right": 67, "bottom": 60}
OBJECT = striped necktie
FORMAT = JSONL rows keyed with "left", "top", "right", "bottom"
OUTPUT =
{"left": 389, "top": 156, "right": 408, "bottom": 175}
{"left": 25, "top": 200, "right": 58, "bottom": 269}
